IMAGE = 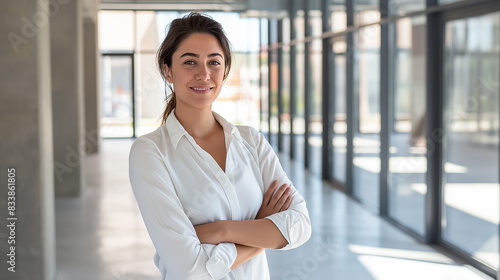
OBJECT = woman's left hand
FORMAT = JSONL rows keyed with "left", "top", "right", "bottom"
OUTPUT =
{"left": 256, "top": 180, "right": 292, "bottom": 219}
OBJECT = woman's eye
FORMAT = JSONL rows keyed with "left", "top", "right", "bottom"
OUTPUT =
{"left": 184, "top": 60, "right": 195, "bottom": 65}
{"left": 210, "top": 61, "right": 221, "bottom": 66}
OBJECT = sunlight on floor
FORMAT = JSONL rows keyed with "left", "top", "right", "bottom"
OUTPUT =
{"left": 353, "top": 157, "right": 467, "bottom": 174}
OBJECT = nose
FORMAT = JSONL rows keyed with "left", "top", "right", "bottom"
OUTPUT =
{"left": 195, "top": 64, "right": 210, "bottom": 81}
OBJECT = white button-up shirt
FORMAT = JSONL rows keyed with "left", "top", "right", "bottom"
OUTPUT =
{"left": 129, "top": 111, "right": 311, "bottom": 280}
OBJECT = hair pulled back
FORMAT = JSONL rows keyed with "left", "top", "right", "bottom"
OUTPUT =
{"left": 157, "top": 12, "right": 232, "bottom": 124}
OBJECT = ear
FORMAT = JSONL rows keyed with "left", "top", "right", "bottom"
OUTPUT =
{"left": 164, "top": 64, "right": 173, "bottom": 83}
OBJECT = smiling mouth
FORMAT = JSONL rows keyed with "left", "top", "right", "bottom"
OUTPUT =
{"left": 190, "top": 87, "right": 213, "bottom": 93}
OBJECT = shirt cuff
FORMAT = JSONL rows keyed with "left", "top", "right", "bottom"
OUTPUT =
{"left": 204, "top": 242, "right": 237, "bottom": 279}
{"left": 265, "top": 210, "right": 307, "bottom": 250}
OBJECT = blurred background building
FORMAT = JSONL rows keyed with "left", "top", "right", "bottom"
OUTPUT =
{"left": 0, "top": 0, "right": 499, "bottom": 279}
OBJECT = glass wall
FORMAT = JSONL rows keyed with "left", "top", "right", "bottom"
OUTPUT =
{"left": 293, "top": 0, "right": 306, "bottom": 164}
{"left": 281, "top": 18, "right": 292, "bottom": 154}
{"left": 269, "top": 19, "right": 279, "bottom": 148}
{"left": 354, "top": 0, "right": 380, "bottom": 26}
{"left": 257, "top": 0, "right": 499, "bottom": 276}
{"left": 330, "top": 0, "right": 346, "bottom": 33}
{"left": 389, "top": 0, "right": 425, "bottom": 15}
{"left": 387, "top": 16, "right": 427, "bottom": 235}
{"left": 352, "top": 25, "right": 381, "bottom": 209}
{"left": 442, "top": 11, "right": 499, "bottom": 269}
{"left": 98, "top": 11, "right": 135, "bottom": 138}
{"left": 308, "top": 0, "right": 323, "bottom": 176}
{"left": 260, "top": 18, "right": 269, "bottom": 136}
{"left": 332, "top": 35, "right": 347, "bottom": 184}
{"left": 439, "top": 0, "right": 467, "bottom": 5}
{"left": 100, "top": 55, "right": 134, "bottom": 137}
{"left": 330, "top": 1, "right": 347, "bottom": 184}
{"left": 99, "top": 11, "right": 134, "bottom": 51}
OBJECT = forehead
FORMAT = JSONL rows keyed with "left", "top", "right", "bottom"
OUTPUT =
{"left": 175, "top": 33, "right": 224, "bottom": 57}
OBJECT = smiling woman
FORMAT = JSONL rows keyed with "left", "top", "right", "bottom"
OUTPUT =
{"left": 129, "top": 12, "right": 311, "bottom": 280}
{"left": 157, "top": 12, "right": 232, "bottom": 124}
{"left": 164, "top": 33, "right": 225, "bottom": 114}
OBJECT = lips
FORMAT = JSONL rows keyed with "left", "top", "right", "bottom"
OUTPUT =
{"left": 190, "top": 86, "right": 213, "bottom": 94}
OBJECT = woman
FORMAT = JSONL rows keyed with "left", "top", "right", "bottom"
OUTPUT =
{"left": 129, "top": 12, "right": 311, "bottom": 280}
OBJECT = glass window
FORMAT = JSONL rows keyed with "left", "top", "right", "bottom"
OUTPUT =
{"left": 98, "top": 11, "right": 134, "bottom": 51}
{"left": 270, "top": 48, "right": 279, "bottom": 149}
{"left": 134, "top": 52, "right": 165, "bottom": 136}
{"left": 269, "top": 20, "right": 279, "bottom": 148}
{"left": 388, "top": 0, "right": 425, "bottom": 16}
{"left": 332, "top": 35, "right": 347, "bottom": 184}
{"left": 352, "top": 25, "right": 381, "bottom": 209}
{"left": 211, "top": 13, "right": 260, "bottom": 53}
{"left": 281, "top": 18, "right": 291, "bottom": 154}
{"left": 293, "top": 0, "right": 306, "bottom": 163}
{"left": 100, "top": 55, "right": 134, "bottom": 137}
{"left": 247, "top": 51, "right": 262, "bottom": 129}
{"left": 308, "top": 0, "right": 323, "bottom": 176}
{"left": 443, "top": 12, "right": 499, "bottom": 269}
{"left": 136, "top": 11, "right": 163, "bottom": 53}
{"left": 388, "top": 16, "right": 427, "bottom": 235}
{"left": 260, "top": 18, "right": 269, "bottom": 135}
{"left": 293, "top": 0, "right": 305, "bottom": 40}
{"left": 439, "top": 0, "right": 467, "bottom": 5}
{"left": 328, "top": 0, "right": 347, "bottom": 183}
{"left": 329, "top": 0, "right": 346, "bottom": 33}
{"left": 354, "top": 0, "right": 380, "bottom": 26}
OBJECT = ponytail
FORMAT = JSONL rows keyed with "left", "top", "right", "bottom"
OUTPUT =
{"left": 161, "top": 93, "right": 176, "bottom": 125}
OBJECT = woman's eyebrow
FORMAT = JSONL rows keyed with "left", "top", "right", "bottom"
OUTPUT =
{"left": 180, "top": 52, "right": 199, "bottom": 58}
{"left": 208, "top": 53, "right": 223, "bottom": 58}
{"left": 179, "top": 52, "right": 222, "bottom": 58}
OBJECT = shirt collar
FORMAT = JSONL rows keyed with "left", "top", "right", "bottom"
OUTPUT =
{"left": 165, "top": 110, "right": 186, "bottom": 149}
{"left": 213, "top": 111, "right": 242, "bottom": 143}
{"left": 165, "top": 109, "right": 242, "bottom": 149}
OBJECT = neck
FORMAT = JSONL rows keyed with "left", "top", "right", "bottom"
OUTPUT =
{"left": 174, "top": 105, "right": 219, "bottom": 139}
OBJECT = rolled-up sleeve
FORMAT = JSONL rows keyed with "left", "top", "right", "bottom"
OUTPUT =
{"left": 251, "top": 128, "right": 312, "bottom": 250}
{"left": 129, "top": 137, "right": 236, "bottom": 279}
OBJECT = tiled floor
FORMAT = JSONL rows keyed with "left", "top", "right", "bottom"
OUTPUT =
{"left": 55, "top": 139, "right": 493, "bottom": 280}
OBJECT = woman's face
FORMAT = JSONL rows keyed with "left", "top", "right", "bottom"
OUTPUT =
{"left": 165, "top": 33, "right": 225, "bottom": 112}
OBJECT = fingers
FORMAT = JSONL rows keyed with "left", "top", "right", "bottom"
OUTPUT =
{"left": 270, "top": 183, "right": 290, "bottom": 209}
{"left": 274, "top": 185, "right": 291, "bottom": 210}
{"left": 263, "top": 180, "right": 279, "bottom": 206}
{"left": 256, "top": 181, "right": 294, "bottom": 219}
{"left": 280, "top": 195, "right": 293, "bottom": 212}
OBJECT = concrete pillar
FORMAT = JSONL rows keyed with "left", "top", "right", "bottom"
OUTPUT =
{"left": 0, "top": 0, "right": 56, "bottom": 279}
{"left": 51, "top": 0, "right": 85, "bottom": 196}
{"left": 83, "top": 0, "right": 100, "bottom": 154}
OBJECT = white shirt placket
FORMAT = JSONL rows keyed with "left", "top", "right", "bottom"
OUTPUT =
{"left": 186, "top": 132, "right": 241, "bottom": 221}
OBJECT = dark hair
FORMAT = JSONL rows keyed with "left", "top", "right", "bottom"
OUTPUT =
{"left": 157, "top": 12, "right": 232, "bottom": 124}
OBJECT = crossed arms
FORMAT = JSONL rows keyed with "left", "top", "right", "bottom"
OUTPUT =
{"left": 194, "top": 180, "right": 293, "bottom": 269}
{"left": 129, "top": 128, "right": 311, "bottom": 279}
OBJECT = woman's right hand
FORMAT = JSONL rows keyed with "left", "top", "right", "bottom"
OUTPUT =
{"left": 255, "top": 180, "right": 293, "bottom": 219}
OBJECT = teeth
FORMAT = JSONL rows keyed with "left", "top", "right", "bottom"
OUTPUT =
{"left": 192, "top": 87, "right": 210, "bottom": 91}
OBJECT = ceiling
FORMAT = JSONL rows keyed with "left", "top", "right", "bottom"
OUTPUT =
{"left": 99, "top": 0, "right": 289, "bottom": 17}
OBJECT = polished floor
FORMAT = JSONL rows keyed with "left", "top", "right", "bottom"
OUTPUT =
{"left": 55, "top": 139, "right": 493, "bottom": 280}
